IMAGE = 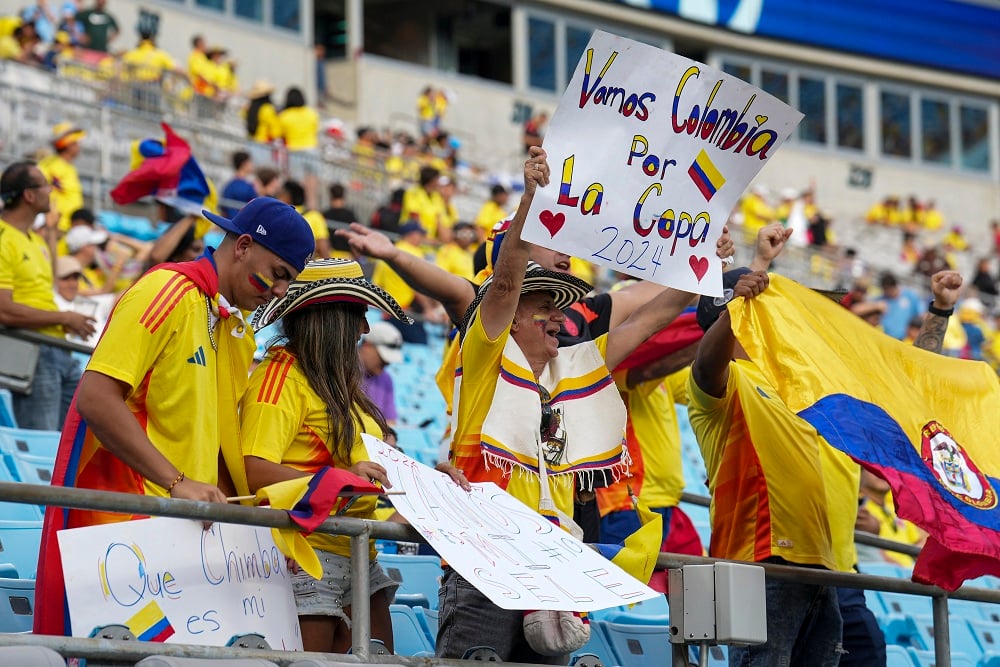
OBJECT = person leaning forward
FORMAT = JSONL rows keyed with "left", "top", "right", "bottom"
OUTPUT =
{"left": 33, "top": 197, "right": 315, "bottom": 637}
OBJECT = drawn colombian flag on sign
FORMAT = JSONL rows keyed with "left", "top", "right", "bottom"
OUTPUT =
{"left": 728, "top": 274, "right": 1000, "bottom": 591}
{"left": 125, "top": 600, "right": 175, "bottom": 642}
{"left": 688, "top": 149, "right": 726, "bottom": 202}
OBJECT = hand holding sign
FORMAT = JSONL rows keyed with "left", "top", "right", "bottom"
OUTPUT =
{"left": 522, "top": 31, "right": 802, "bottom": 296}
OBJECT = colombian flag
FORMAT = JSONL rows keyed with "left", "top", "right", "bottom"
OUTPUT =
{"left": 729, "top": 274, "right": 1000, "bottom": 591}
{"left": 125, "top": 600, "right": 175, "bottom": 642}
{"left": 688, "top": 149, "right": 726, "bottom": 202}
{"left": 595, "top": 495, "right": 663, "bottom": 585}
{"left": 255, "top": 467, "right": 382, "bottom": 579}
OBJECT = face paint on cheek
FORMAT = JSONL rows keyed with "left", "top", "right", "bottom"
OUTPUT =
{"left": 532, "top": 314, "right": 548, "bottom": 329}
{"left": 248, "top": 272, "right": 272, "bottom": 293}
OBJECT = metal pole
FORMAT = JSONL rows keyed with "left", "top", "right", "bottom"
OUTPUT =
{"left": 932, "top": 596, "right": 951, "bottom": 667}
{"left": 350, "top": 530, "right": 372, "bottom": 659}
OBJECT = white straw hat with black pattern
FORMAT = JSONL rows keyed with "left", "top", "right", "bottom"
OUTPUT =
{"left": 461, "top": 261, "right": 592, "bottom": 334}
{"left": 253, "top": 258, "right": 412, "bottom": 330}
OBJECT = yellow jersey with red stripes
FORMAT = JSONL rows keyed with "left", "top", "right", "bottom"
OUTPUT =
{"left": 85, "top": 268, "right": 228, "bottom": 495}
{"left": 240, "top": 347, "right": 380, "bottom": 558}
{"left": 686, "top": 359, "right": 845, "bottom": 571}
{"left": 597, "top": 367, "right": 689, "bottom": 516}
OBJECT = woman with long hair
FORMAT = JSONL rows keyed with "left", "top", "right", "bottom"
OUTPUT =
{"left": 239, "top": 258, "right": 409, "bottom": 652}
{"left": 246, "top": 80, "right": 281, "bottom": 142}
{"left": 278, "top": 85, "right": 320, "bottom": 151}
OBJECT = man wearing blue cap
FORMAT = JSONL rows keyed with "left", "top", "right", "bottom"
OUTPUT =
{"left": 34, "top": 197, "right": 315, "bottom": 636}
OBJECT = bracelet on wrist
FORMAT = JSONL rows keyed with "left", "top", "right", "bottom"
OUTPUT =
{"left": 928, "top": 301, "right": 954, "bottom": 318}
{"left": 166, "top": 471, "right": 185, "bottom": 493}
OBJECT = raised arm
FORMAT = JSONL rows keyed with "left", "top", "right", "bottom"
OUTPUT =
{"left": 478, "top": 147, "right": 550, "bottom": 339}
{"left": 337, "top": 223, "right": 475, "bottom": 324}
{"left": 690, "top": 271, "right": 769, "bottom": 398}
{"left": 749, "top": 222, "right": 793, "bottom": 272}
{"left": 914, "top": 270, "right": 962, "bottom": 353}
{"left": 604, "top": 289, "right": 696, "bottom": 371}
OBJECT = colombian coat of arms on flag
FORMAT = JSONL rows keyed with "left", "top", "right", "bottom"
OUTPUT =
{"left": 728, "top": 274, "right": 1000, "bottom": 591}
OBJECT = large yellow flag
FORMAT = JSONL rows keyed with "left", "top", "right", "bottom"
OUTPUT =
{"left": 728, "top": 274, "right": 1000, "bottom": 590}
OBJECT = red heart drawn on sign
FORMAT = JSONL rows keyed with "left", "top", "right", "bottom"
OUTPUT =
{"left": 539, "top": 210, "right": 565, "bottom": 237}
{"left": 689, "top": 255, "right": 709, "bottom": 282}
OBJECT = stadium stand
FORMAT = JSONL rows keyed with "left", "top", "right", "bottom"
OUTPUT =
{"left": 389, "top": 604, "right": 435, "bottom": 656}
{"left": 379, "top": 553, "right": 443, "bottom": 610}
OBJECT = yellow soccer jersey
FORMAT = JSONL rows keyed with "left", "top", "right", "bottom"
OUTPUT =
{"left": 241, "top": 347, "right": 381, "bottom": 557}
{"left": 86, "top": 269, "right": 232, "bottom": 495}
{"left": 0, "top": 219, "right": 62, "bottom": 338}
{"left": 38, "top": 155, "right": 83, "bottom": 231}
{"left": 372, "top": 239, "right": 424, "bottom": 309}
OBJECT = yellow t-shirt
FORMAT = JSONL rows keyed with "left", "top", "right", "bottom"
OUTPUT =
{"left": 740, "top": 195, "right": 774, "bottom": 235}
{"left": 372, "top": 239, "right": 424, "bottom": 309}
{"left": 277, "top": 106, "right": 320, "bottom": 151}
{"left": 474, "top": 200, "right": 507, "bottom": 235}
{"left": 300, "top": 208, "right": 329, "bottom": 245}
{"left": 0, "top": 219, "right": 62, "bottom": 338}
{"left": 687, "top": 360, "right": 850, "bottom": 571}
{"left": 241, "top": 347, "right": 380, "bottom": 557}
{"left": 863, "top": 494, "right": 922, "bottom": 568}
{"left": 38, "top": 154, "right": 83, "bottom": 231}
{"left": 121, "top": 40, "right": 176, "bottom": 82}
{"left": 597, "top": 368, "right": 688, "bottom": 516}
{"left": 435, "top": 243, "right": 474, "bottom": 280}
{"left": 400, "top": 186, "right": 445, "bottom": 240}
{"left": 0, "top": 34, "right": 20, "bottom": 60}
{"left": 188, "top": 50, "right": 213, "bottom": 95}
{"left": 86, "top": 269, "right": 234, "bottom": 495}
{"left": 451, "top": 315, "right": 609, "bottom": 520}
{"left": 252, "top": 103, "right": 281, "bottom": 143}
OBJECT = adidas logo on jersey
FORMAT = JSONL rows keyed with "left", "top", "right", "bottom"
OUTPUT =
{"left": 187, "top": 346, "right": 207, "bottom": 366}
{"left": 256, "top": 224, "right": 267, "bottom": 236}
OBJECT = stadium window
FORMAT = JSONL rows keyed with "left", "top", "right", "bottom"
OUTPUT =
{"left": 528, "top": 16, "right": 557, "bottom": 92}
{"left": 565, "top": 25, "right": 592, "bottom": 84}
{"left": 195, "top": 0, "right": 224, "bottom": 10}
{"left": 959, "top": 104, "right": 990, "bottom": 173}
{"left": 272, "top": 0, "right": 301, "bottom": 32}
{"left": 880, "top": 90, "right": 912, "bottom": 158}
{"left": 920, "top": 97, "right": 951, "bottom": 166}
{"left": 234, "top": 0, "right": 262, "bottom": 22}
{"left": 761, "top": 69, "right": 788, "bottom": 104}
{"left": 797, "top": 76, "right": 827, "bottom": 145}
{"left": 835, "top": 83, "right": 864, "bottom": 151}
{"left": 722, "top": 61, "right": 751, "bottom": 83}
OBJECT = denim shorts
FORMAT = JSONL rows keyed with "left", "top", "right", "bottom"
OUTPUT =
{"left": 291, "top": 549, "right": 398, "bottom": 624}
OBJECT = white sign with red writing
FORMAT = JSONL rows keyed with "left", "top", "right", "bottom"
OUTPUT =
{"left": 523, "top": 30, "right": 802, "bottom": 296}
{"left": 58, "top": 518, "right": 301, "bottom": 648}
{"left": 364, "top": 434, "right": 658, "bottom": 611}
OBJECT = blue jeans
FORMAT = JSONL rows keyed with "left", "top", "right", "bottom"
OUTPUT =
{"left": 729, "top": 572, "right": 843, "bottom": 667}
{"left": 13, "top": 343, "right": 81, "bottom": 430}
{"left": 837, "top": 585, "right": 886, "bottom": 666}
{"left": 436, "top": 567, "right": 567, "bottom": 664}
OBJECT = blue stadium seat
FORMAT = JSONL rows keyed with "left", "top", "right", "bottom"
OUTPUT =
{"left": 879, "top": 591, "right": 933, "bottom": 618}
{"left": 858, "top": 562, "right": 908, "bottom": 579}
{"left": 0, "top": 457, "right": 42, "bottom": 523}
{"left": 0, "top": 520, "right": 43, "bottom": 579}
{"left": 885, "top": 644, "right": 913, "bottom": 667}
{"left": 572, "top": 620, "right": 620, "bottom": 667}
{"left": 414, "top": 605, "right": 438, "bottom": 647}
{"left": 5, "top": 451, "right": 55, "bottom": 486}
{"left": 0, "top": 426, "right": 60, "bottom": 459}
{"left": 909, "top": 614, "right": 982, "bottom": 659}
{"left": 378, "top": 554, "right": 442, "bottom": 610}
{"left": 0, "top": 389, "right": 16, "bottom": 428}
{"left": 389, "top": 604, "right": 434, "bottom": 656}
{"left": 907, "top": 648, "right": 976, "bottom": 667}
{"left": 702, "top": 644, "right": 728, "bottom": 666}
{"left": 0, "top": 577, "right": 34, "bottom": 633}
{"left": 968, "top": 618, "right": 1000, "bottom": 653}
{"left": 602, "top": 620, "right": 670, "bottom": 667}
{"left": 595, "top": 594, "right": 671, "bottom": 625}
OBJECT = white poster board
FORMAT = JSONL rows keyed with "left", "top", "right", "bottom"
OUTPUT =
{"left": 364, "top": 435, "right": 659, "bottom": 611}
{"left": 523, "top": 30, "right": 803, "bottom": 296}
{"left": 58, "top": 518, "right": 302, "bottom": 649}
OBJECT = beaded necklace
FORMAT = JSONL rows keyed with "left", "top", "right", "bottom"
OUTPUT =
{"left": 205, "top": 296, "right": 217, "bottom": 352}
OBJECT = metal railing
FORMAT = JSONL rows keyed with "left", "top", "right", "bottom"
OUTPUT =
{"left": 0, "top": 480, "right": 995, "bottom": 666}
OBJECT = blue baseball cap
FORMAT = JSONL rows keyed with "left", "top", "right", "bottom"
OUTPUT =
{"left": 202, "top": 197, "right": 315, "bottom": 272}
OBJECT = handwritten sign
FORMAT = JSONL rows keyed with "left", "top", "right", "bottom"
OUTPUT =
{"left": 523, "top": 30, "right": 803, "bottom": 296}
{"left": 364, "top": 435, "right": 658, "bottom": 611}
{"left": 58, "top": 518, "right": 302, "bottom": 649}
